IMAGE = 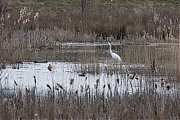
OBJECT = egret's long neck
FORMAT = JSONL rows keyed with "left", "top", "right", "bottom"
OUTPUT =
{"left": 109, "top": 44, "right": 113, "bottom": 54}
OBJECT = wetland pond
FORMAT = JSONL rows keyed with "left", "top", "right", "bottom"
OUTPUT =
{"left": 0, "top": 42, "right": 178, "bottom": 97}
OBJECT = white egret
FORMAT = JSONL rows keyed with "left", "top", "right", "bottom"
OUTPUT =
{"left": 108, "top": 42, "right": 122, "bottom": 63}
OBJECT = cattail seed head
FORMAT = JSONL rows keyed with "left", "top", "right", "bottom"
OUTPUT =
{"left": 26, "top": 88, "right": 30, "bottom": 92}
{"left": 166, "top": 85, "right": 170, "bottom": 90}
{"left": 34, "top": 113, "right": 38, "bottom": 117}
{"left": 57, "top": 83, "right": 63, "bottom": 89}
{"left": 126, "top": 68, "right": 130, "bottom": 76}
{"left": 161, "top": 79, "right": 164, "bottom": 86}
{"left": 96, "top": 79, "right": 99, "bottom": 84}
{"left": 108, "top": 84, "right": 111, "bottom": 89}
{"left": 116, "top": 79, "right": 119, "bottom": 84}
{"left": 7, "top": 14, "right": 10, "bottom": 19}
{"left": 70, "top": 79, "right": 74, "bottom": 85}
{"left": 74, "top": 90, "right": 78, "bottom": 95}
{"left": 85, "top": 85, "right": 89, "bottom": 91}
{"left": 47, "top": 84, "right": 51, "bottom": 90}
{"left": 33, "top": 76, "right": 36, "bottom": 84}
{"left": 17, "top": 19, "right": 21, "bottom": 24}
{"left": 47, "top": 64, "right": 52, "bottom": 71}
{"left": 80, "top": 85, "right": 83, "bottom": 92}
{"left": 154, "top": 83, "right": 157, "bottom": 89}
{"left": 14, "top": 80, "right": 18, "bottom": 86}
{"left": 34, "top": 12, "right": 39, "bottom": 21}
{"left": 14, "top": 21, "right": 16, "bottom": 25}
{"left": 55, "top": 85, "right": 59, "bottom": 91}
{"left": 129, "top": 74, "right": 133, "bottom": 79}
{"left": 27, "top": 12, "right": 31, "bottom": 17}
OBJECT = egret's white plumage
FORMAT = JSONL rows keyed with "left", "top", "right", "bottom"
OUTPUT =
{"left": 108, "top": 42, "right": 122, "bottom": 63}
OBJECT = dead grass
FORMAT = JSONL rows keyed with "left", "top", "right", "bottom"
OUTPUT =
{"left": 0, "top": 76, "right": 179, "bottom": 119}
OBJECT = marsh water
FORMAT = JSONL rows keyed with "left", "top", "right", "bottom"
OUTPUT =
{"left": 0, "top": 42, "right": 178, "bottom": 96}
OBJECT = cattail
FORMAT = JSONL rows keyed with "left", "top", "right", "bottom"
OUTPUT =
{"left": 70, "top": 79, "right": 74, "bottom": 85}
{"left": 166, "top": 85, "right": 170, "bottom": 90}
{"left": 20, "top": 14, "right": 23, "bottom": 20}
{"left": 126, "top": 68, "right": 130, "bottom": 76}
{"left": 25, "top": 19, "right": 30, "bottom": 23}
{"left": 94, "top": 84, "right": 98, "bottom": 89}
{"left": 74, "top": 90, "right": 78, "bottom": 95}
{"left": 47, "top": 64, "right": 52, "bottom": 71}
{"left": 80, "top": 85, "right": 83, "bottom": 92}
{"left": 1, "top": 15, "right": 4, "bottom": 21}
{"left": 1, "top": 15, "right": 4, "bottom": 25}
{"left": 22, "top": 20, "right": 26, "bottom": 24}
{"left": 138, "top": 93, "right": 142, "bottom": 98}
{"left": 24, "top": 7, "right": 27, "bottom": 11}
{"left": 154, "top": 83, "right": 157, "bottom": 89}
{"left": 35, "top": 12, "right": 39, "bottom": 18}
{"left": 131, "top": 73, "right": 137, "bottom": 80}
{"left": 151, "top": 59, "right": 158, "bottom": 73}
{"left": 26, "top": 88, "right": 30, "bottom": 92}
{"left": 34, "top": 12, "right": 39, "bottom": 21}
{"left": 161, "top": 79, "right": 164, "bottom": 86}
{"left": 14, "top": 21, "right": 16, "bottom": 25}
{"left": 14, "top": 80, "right": 17, "bottom": 86}
{"left": 17, "top": 19, "right": 21, "bottom": 24}
{"left": 55, "top": 85, "right": 59, "bottom": 91}
{"left": 27, "top": 12, "right": 31, "bottom": 17}
{"left": 116, "top": 79, "right": 119, "bottom": 84}
{"left": 135, "top": 73, "right": 138, "bottom": 79}
{"left": 100, "top": 97, "right": 104, "bottom": 101}
{"left": 78, "top": 72, "right": 86, "bottom": 77}
{"left": 7, "top": 14, "right": 10, "bottom": 19}
{"left": 108, "top": 84, "right": 111, "bottom": 89}
{"left": 33, "top": 76, "right": 36, "bottom": 84}
{"left": 85, "top": 85, "right": 89, "bottom": 91}
{"left": 96, "top": 79, "right": 99, "bottom": 85}
{"left": 129, "top": 74, "right": 133, "bottom": 79}
{"left": 57, "top": 83, "right": 63, "bottom": 89}
{"left": 47, "top": 84, "right": 51, "bottom": 90}
{"left": 34, "top": 113, "right": 38, "bottom": 117}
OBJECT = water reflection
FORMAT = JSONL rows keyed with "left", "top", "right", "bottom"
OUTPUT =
{"left": 0, "top": 42, "right": 178, "bottom": 97}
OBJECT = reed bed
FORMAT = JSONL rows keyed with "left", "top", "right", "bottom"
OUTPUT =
{"left": 0, "top": 72, "right": 179, "bottom": 120}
